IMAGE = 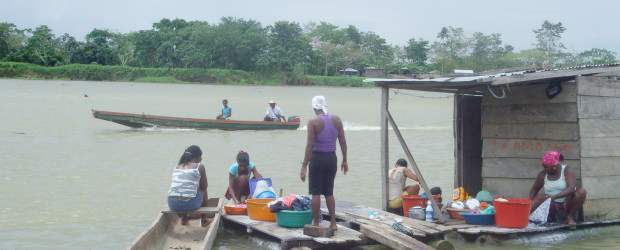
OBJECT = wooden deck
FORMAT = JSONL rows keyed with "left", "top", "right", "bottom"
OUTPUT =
{"left": 222, "top": 214, "right": 369, "bottom": 249}
{"left": 321, "top": 200, "right": 452, "bottom": 240}
{"left": 321, "top": 200, "right": 620, "bottom": 243}
{"left": 222, "top": 200, "right": 620, "bottom": 249}
{"left": 457, "top": 219, "right": 620, "bottom": 236}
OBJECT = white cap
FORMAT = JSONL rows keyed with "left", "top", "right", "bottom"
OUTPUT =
{"left": 312, "top": 95, "right": 328, "bottom": 113}
{"left": 268, "top": 100, "right": 276, "bottom": 104}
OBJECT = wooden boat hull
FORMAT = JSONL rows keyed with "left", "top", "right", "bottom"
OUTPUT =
{"left": 129, "top": 198, "right": 224, "bottom": 250}
{"left": 92, "top": 110, "right": 301, "bottom": 130}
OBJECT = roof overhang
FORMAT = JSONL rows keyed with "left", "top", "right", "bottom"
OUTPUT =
{"left": 367, "top": 66, "right": 620, "bottom": 94}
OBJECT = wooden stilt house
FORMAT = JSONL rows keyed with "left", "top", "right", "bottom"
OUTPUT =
{"left": 371, "top": 65, "right": 620, "bottom": 219}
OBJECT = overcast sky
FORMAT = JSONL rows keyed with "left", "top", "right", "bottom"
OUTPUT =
{"left": 2, "top": 0, "right": 618, "bottom": 53}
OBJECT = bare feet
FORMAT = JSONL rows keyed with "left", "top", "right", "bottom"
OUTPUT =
{"left": 201, "top": 216, "right": 211, "bottom": 227}
{"left": 330, "top": 219, "right": 338, "bottom": 231}
{"left": 566, "top": 217, "right": 577, "bottom": 228}
{"left": 181, "top": 215, "right": 189, "bottom": 225}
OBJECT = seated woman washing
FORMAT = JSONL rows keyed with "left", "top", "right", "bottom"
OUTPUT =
{"left": 225, "top": 151, "right": 263, "bottom": 203}
{"left": 529, "top": 151, "right": 587, "bottom": 225}
{"left": 387, "top": 158, "right": 420, "bottom": 215}
{"left": 167, "top": 145, "right": 209, "bottom": 225}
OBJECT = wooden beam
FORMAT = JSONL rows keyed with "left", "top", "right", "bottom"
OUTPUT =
{"left": 358, "top": 221, "right": 431, "bottom": 250}
{"left": 386, "top": 110, "right": 443, "bottom": 221}
{"left": 380, "top": 87, "right": 390, "bottom": 211}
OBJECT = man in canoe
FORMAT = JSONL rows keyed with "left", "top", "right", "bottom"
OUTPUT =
{"left": 216, "top": 99, "right": 232, "bottom": 120}
{"left": 529, "top": 151, "right": 587, "bottom": 225}
{"left": 226, "top": 151, "right": 263, "bottom": 204}
{"left": 167, "top": 145, "right": 209, "bottom": 225}
{"left": 300, "top": 95, "right": 348, "bottom": 231}
{"left": 264, "top": 100, "right": 286, "bottom": 122}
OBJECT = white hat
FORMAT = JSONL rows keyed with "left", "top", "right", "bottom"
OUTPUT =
{"left": 312, "top": 96, "right": 328, "bottom": 113}
{"left": 268, "top": 100, "right": 276, "bottom": 104}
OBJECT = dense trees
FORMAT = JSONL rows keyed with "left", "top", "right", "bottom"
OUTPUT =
{"left": 0, "top": 18, "right": 617, "bottom": 75}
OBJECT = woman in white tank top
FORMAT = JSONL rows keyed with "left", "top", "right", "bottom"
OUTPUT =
{"left": 529, "top": 151, "right": 587, "bottom": 225}
{"left": 167, "top": 145, "right": 209, "bottom": 225}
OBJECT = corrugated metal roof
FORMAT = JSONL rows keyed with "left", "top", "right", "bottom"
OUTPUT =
{"left": 367, "top": 64, "right": 620, "bottom": 92}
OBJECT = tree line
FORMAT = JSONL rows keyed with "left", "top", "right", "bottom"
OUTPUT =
{"left": 0, "top": 18, "right": 618, "bottom": 76}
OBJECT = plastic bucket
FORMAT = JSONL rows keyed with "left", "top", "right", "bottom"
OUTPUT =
{"left": 494, "top": 198, "right": 531, "bottom": 228}
{"left": 447, "top": 208, "right": 469, "bottom": 220}
{"left": 224, "top": 204, "right": 247, "bottom": 215}
{"left": 461, "top": 213, "right": 495, "bottom": 225}
{"left": 246, "top": 198, "right": 276, "bottom": 222}
{"left": 402, "top": 195, "right": 427, "bottom": 217}
{"left": 276, "top": 210, "right": 312, "bottom": 228}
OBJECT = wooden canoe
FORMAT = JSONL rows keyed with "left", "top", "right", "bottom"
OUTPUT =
{"left": 128, "top": 198, "right": 224, "bottom": 250}
{"left": 92, "top": 110, "right": 301, "bottom": 130}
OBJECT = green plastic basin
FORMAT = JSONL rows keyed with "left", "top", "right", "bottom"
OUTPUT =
{"left": 276, "top": 210, "right": 312, "bottom": 228}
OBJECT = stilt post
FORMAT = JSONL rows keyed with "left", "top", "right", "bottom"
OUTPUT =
{"left": 380, "top": 87, "right": 390, "bottom": 211}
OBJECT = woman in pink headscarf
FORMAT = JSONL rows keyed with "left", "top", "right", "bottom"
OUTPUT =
{"left": 529, "top": 151, "right": 587, "bottom": 225}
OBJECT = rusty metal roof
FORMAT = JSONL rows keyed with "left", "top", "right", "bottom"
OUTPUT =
{"left": 367, "top": 64, "right": 620, "bottom": 93}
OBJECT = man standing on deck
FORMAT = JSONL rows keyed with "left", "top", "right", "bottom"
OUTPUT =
{"left": 264, "top": 100, "right": 286, "bottom": 122}
{"left": 300, "top": 95, "right": 348, "bottom": 231}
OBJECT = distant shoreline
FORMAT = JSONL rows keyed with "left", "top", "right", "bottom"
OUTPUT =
{"left": 0, "top": 62, "right": 371, "bottom": 87}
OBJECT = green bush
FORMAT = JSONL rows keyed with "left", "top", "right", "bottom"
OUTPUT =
{"left": 305, "top": 75, "right": 369, "bottom": 87}
{"left": 0, "top": 61, "right": 373, "bottom": 87}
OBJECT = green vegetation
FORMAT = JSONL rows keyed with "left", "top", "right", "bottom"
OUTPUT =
{"left": 0, "top": 61, "right": 367, "bottom": 86}
{"left": 133, "top": 76, "right": 181, "bottom": 83}
{"left": 0, "top": 18, "right": 618, "bottom": 86}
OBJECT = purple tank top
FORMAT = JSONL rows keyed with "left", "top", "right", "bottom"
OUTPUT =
{"left": 313, "top": 114, "right": 338, "bottom": 152}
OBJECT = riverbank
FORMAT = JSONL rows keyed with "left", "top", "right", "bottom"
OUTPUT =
{"left": 0, "top": 62, "right": 370, "bottom": 87}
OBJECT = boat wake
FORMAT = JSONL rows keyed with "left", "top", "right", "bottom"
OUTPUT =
{"left": 299, "top": 121, "right": 450, "bottom": 131}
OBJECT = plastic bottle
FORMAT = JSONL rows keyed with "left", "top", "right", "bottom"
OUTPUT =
{"left": 425, "top": 201, "right": 434, "bottom": 222}
{"left": 368, "top": 210, "right": 379, "bottom": 219}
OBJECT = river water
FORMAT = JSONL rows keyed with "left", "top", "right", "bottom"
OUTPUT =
{"left": 0, "top": 79, "right": 618, "bottom": 249}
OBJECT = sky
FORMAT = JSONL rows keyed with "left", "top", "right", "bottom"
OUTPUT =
{"left": 2, "top": 0, "right": 618, "bottom": 53}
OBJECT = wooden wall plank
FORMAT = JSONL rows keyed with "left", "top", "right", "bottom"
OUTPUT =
{"left": 577, "top": 76, "right": 620, "bottom": 97}
{"left": 482, "top": 139, "right": 580, "bottom": 159}
{"left": 482, "top": 178, "right": 534, "bottom": 198}
{"left": 483, "top": 103, "right": 577, "bottom": 123}
{"left": 581, "top": 157, "right": 620, "bottom": 177}
{"left": 580, "top": 137, "right": 620, "bottom": 157}
{"left": 483, "top": 81, "right": 576, "bottom": 105}
{"left": 580, "top": 119, "right": 620, "bottom": 138}
{"left": 582, "top": 176, "right": 620, "bottom": 199}
{"left": 482, "top": 158, "right": 580, "bottom": 179}
{"left": 482, "top": 122, "right": 579, "bottom": 140}
{"left": 583, "top": 198, "right": 620, "bottom": 219}
{"left": 578, "top": 96, "right": 620, "bottom": 119}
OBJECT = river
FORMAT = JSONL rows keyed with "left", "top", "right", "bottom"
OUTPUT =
{"left": 1, "top": 79, "right": 618, "bottom": 249}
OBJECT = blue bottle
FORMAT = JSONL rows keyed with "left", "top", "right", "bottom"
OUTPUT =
{"left": 425, "top": 201, "right": 433, "bottom": 222}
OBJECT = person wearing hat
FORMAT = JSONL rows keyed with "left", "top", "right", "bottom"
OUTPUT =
{"left": 300, "top": 95, "right": 348, "bottom": 231}
{"left": 529, "top": 150, "right": 587, "bottom": 225}
{"left": 264, "top": 100, "right": 286, "bottom": 122}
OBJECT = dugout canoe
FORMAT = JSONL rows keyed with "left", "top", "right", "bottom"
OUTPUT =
{"left": 92, "top": 110, "right": 301, "bottom": 130}
{"left": 128, "top": 198, "right": 224, "bottom": 250}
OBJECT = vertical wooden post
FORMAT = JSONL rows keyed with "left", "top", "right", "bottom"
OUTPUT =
{"left": 380, "top": 87, "right": 390, "bottom": 211}
{"left": 386, "top": 110, "right": 444, "bottom": 221}
{"left": 453, "top": 94, "right": 461, "bottom": 189}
